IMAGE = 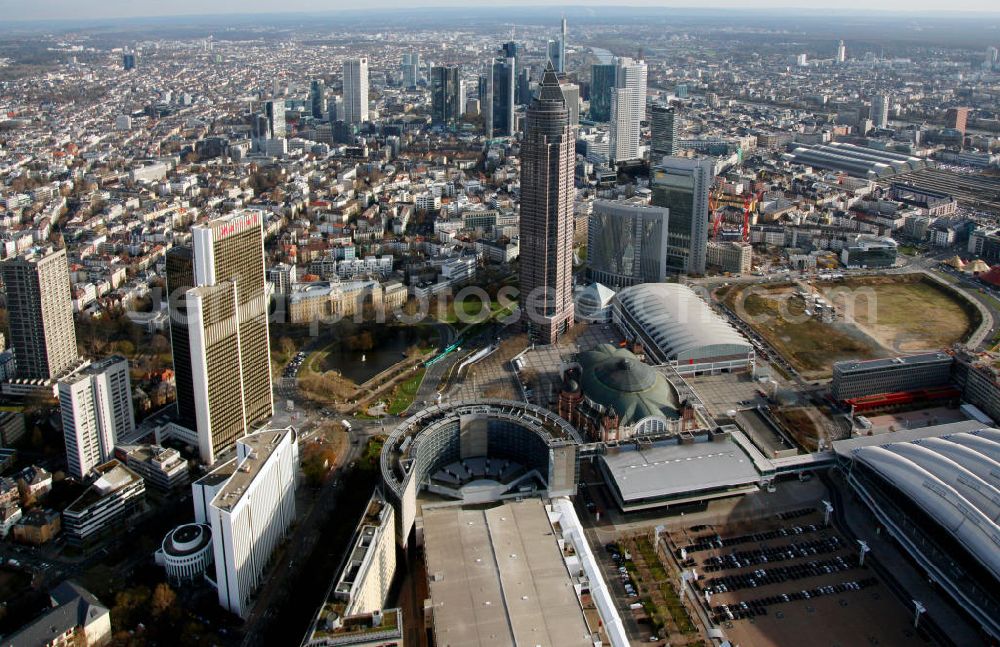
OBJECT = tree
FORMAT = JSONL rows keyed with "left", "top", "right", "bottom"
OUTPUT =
{"left": 150, "top": 583, "right": 177, "bottom": 618}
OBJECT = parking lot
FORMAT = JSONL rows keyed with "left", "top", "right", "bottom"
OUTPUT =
{"left": 668, "top": 509, "right": 928, "bottom": 647}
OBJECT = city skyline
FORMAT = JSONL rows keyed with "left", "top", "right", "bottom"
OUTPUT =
{"left": 3, "top": 2, "right": 1000, "bottom": 23}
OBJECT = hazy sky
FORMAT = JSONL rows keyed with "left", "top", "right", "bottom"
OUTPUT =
{"left": 2, "top": 0, "right": 999, "bottom": 22}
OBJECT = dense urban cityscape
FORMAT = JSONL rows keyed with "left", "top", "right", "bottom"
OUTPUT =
{"left": 0, "top": 4, "right": 999, "bottom": 646}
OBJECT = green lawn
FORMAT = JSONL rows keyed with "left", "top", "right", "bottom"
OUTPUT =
{"left": 386, "top": 368, "right": 426, "bottom": 415}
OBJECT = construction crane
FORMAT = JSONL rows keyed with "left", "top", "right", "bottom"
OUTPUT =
{"left": 709, "top": 193, "right": 722, "bottom": 241}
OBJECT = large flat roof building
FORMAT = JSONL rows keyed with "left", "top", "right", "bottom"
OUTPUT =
{"left": 831, "top": 351, "right": 954, "bottom": 402}
{"left": 422, "top": 499, "right": 594, "bottom": 647}
{"left": 599, "top": 427, "right": 767, "bottom": 512}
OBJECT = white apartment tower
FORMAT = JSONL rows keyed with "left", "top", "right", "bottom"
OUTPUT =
{"left": 59, "top": 356, "right": 135, "bottom": 479}
{"left": 192, "top": 427, "right": 298, "bottom": 618}
{"left": 836, "top": 40, "right": 846, "bottom": 64}
{"left": 609, "top": 57, "right": 647, "bottom": 163}
{"left": 343, "top": 57, "right": 370, "bottom": 124}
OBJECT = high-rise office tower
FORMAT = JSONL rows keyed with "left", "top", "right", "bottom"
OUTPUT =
{"left": 401, "top": 53, "right": 420, "bottom": 88}
{"left": 559, "top": 78, "right": 580, "bottom": 127}
{"left": 309, "top": 80, "right": 326, "bottom": 120}
{"left": 590, "top": 63, "right": 617, "bottom": 122}
{"left": 651, "top": 157, "right": 714, "bottom": 275}
{"left": 122, "top": 52, "right": 137, "bottom": 71}
{"left": 588, "top": 199, "right": 669, "bottom": 288}
{"left": 485, "top": 57, "right": 515, "bottom": 138}
{"left": 1, "top": 248, "right": 79, "bottom": 381}
{"left": 59, "top": 356, "right": 134, "bottom": 479}
{"left": 167, "top": 211, "right": 273, "bottom": 464}
{"left": 988, "top": 46, "right": 999, "bottom": 71}
{"left": 264, "top": 99, "right": 286, "bottom": 138}
{"left": 500, "top": 41, "right": 523, "bottom": 104}
{"left": 517, "top": 68, "right": 531, "bottom": 106}
{"left": 547, "top": 40, "right": 562, "bottom": 74}
{"left": 836, "top": 40, "right": 846, "bottom": 64}
{"left": 343, "top": 57, "right": 369, "bottom": 124}
{"left": 871, "top": 94, "right": 890, "bottom": 129}
{"left": 650, "top": 103, "right": 678, "bottom": 157}
{"left": 559, "top": 18, "right": 567, "bottom": 73}
{"left": 193, "top": 427, "right": 297, "bottom": 618}
{"left": 431, "top": 65, "right": 462, "bottom": 126}
{"left": 519, "top": 65, "right": 575, "bottom": 344}
{"left": 609, "top": 57, "right": 647, "bottom": 163}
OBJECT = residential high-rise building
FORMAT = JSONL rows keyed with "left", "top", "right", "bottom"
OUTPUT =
{"left": 485, "top": 56, "right": 515, "bottom": 138}
{"left": 193, "top": 427, "right": 298, "bottom": 618}
{"left": 343, "top": 57, "right": 369, "bottom": 124}
{"left": 836, "top": 40, "right": 846, "bottom": 64}
{"left": 519, "top": 65, "right": 575, "bottom": 344}
{"left": 309, "top": 80, "right": 325, "bottom": 120}
{"left": 609, "top": 57, "right": 647, "bottom": 163}
{"left": 59, "top": 356, "right": 134, "bottom": 479}
{"left": 651, "top": 157, "right": 714, "bottom": 275}
{"left": 431, "top": 65, "right": 462, "bottom": 126}
{"left": 264, "top": 99, "right": 286, "bottom": 139}
{"left": 1, "top": 248, "right": 79, "bottom": 382}
{"left": 588, "top": 199, "right": 669, "bottom": 288}
{"left": 167, "top": 211, "right": 273, "bottom": 464}
{"left": 590, "top": 63, "right": 617, "bottom": 122}
{"left": 871, "top": 94, "right": 890, "bottom": 129}
{"left": 650, "top": 103, "right": 678, "bottom": 157}
{"left": 945, "top": 107, "right": 970, "bottom": 135}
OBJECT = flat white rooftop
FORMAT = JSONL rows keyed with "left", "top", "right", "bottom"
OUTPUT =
{"left": 422, "top": 499, "right": 592, "bottom": 647}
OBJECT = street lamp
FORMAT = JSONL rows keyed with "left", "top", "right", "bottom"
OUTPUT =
{"left": 857, "top": 540, "right": 870, "bottom": 566}
{"left": 913, "top": 600, "right": 926, "bottom": 629}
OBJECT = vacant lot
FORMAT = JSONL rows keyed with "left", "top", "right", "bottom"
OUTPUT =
{"left": 725, "top": 275, "right": 975, "bottom": 379}
{"left": 830, "top": 275, "right": 976, "bottom": 353}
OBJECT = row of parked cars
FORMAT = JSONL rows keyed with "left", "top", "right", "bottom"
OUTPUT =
{"left": 681, "top": 522, "right": 825, "bottom": 554}
{"left": 701, "top": 554, "right": 858, "bottom": 594}
{"left": 710, "top": 577, "right": 878, "bottom": 623}
{"left": 701, "top": 536, "right": 844, "bottom": 572}
{"left": 283, "top": 351, "right": 307, "bottom": 378}
{"left": 605, "top": 544, "right": 639, "bottom": 599}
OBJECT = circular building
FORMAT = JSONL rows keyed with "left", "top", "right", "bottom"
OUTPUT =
{"left": 564, "top": 344, "right": 679, "bottom": 442}
{"left": 613, "top": 283, "right": 754, "bottom": 375}
{"left": 380, "top": 399, "right": 580, "bottom": 545}
{"left": 156, "top": 523, "right": 213, "bottom": 584}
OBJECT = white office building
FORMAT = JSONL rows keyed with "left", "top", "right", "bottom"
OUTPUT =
{"left": 192, "top": 427, "right": 298, "bottom": 618}
{"left": 609, "top": 57, "right": 647, "bottom": 163}
{"left": 59, "top": 356, "right": 135, "bottom": 479}
{"left": 343, "top": 57, "right": 370, "bottom": 124}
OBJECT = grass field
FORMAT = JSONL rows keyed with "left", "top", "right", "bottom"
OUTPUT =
{"left": 387, "top": 368, "right": 426, "bottom": 415}
{"left": 726, "top": 275, "right": 976, "bottom": 378}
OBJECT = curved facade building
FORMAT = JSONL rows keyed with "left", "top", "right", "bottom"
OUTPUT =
{"left": 380, "top": 400, "right": 580, "bottom": 545}
{"left": 157, "top": 523, "right": 213, "bottom": 584}
{"left": 612, "top": 283, "right": 754, "bottom": 375}
{"left": 840, "top": 427, "right": 1000, "bottom": 640}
